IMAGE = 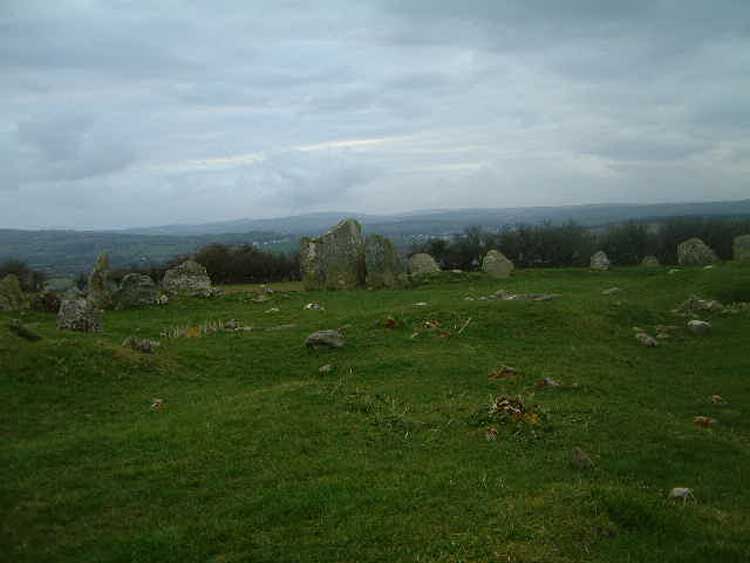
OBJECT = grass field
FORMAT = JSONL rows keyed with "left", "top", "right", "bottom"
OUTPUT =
{"left": 2, "top": 265, "right": 750, "bottom": 562}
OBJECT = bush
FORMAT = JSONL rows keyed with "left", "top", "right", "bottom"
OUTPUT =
{"left": 0, "top": 259, "right": 47, "bottom": 292}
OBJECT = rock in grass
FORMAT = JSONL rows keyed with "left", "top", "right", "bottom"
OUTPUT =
{"left": 0, "top": 274, "right": 27, "bottom": 311}
{"left": 687, "top": 320, "right": 711, "bottom": 335}
{"left": 669, "top": 487, "right": 695, "bottom": 502}
{"left": 319, "top": 363, "right": 334, "bottom": 373}
{"left": 365, "top": 234, "right": 403, "bottom": 288}
{"left": 602, "top": 287, "right": 622, "bottom": 296}
{"left": 482, "top": 250, "right": 514, "bottom": 279}
{"left": 122, "top": 336, "right": 160, "bottom": 353}
{"left": 57, "top": 297, "right": 103, "bottom": 332}
{"left": 635, "top": 332, "right": 658, "bottom": 347}
{"left": 8, "top": 319, "right": 41, "bottom": 341}
{"left": 733, "top": 234, "right": 750, "bottom": 262}
{"left": 677, "top": 238, "right": 718, "bottom": 266}
{"left": 571, "top": 447, "right": 594, "bottom": 469}
{"left": 162, "top": 259, "right": 213, "bottom": 297}
{"left": 305, "top": 330, "right": 345, "bottom": 349}
{"left": 114, "top": 273, "right": 158, "bottom": 309}
{"left": 408, "top": 253, "right": 441, "bottom": 275}
{"left": 590, "top": 251, "right": 610, "bottom": 271}
{"left": 641, "top": 255, "right": 660, "bottom": 267}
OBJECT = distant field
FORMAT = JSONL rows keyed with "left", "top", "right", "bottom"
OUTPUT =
{"left": 2, "top": 265, "right": 750, "bottom": 562}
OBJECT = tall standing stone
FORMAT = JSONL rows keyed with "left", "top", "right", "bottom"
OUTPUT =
{"left": 162, "top": 260, "right": 213, "bottom": 296}
{"left": 87, "top": 252, "right": 113, "bottom": 309}
{"left": 0, "top": 274, "right": 27, "bottom": 311}
{"left": 733, "top": 235, "right": 750, "bottom": 262}
{"left": 300, "top": 219, "right": 365, "bottom": 290}
{"left": 408, "top": 253, "right": 440, "bottom": 275}
{"left": 677, "top": 238, "right": 718, "bottom": 266}
{"left": 482, "top": 250, "right": 514, "bottom": 278}
{"left": 590, "top": 251, "right": 611, "bottom": 271}
{"left": 365, "top": 234, "right": 403, "bottom": 288}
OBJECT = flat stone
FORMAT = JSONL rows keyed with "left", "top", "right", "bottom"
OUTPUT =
{"left": 304, "top": 329, "right": 345, "bottom": 349}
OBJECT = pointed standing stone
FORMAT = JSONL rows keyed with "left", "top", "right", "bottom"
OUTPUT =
{"left": 300, "top": 219, "right": 365, "bottom": 290}
{"left": 365, "top": 234, "right": 403, "bottom": 288}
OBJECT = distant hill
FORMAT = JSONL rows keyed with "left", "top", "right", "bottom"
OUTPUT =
{"left": 3, "top": 199, "right": 749, "bottom": 276}
{"left": 124, "top": 200, "right": 750, "bottom": 237}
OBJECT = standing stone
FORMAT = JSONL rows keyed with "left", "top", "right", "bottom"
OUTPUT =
{"left": 0, "top": 274, "right": 27, "bottom": 311}
{"left": 590, "top": 251, "right": 611, "bottom": 271}
{"left": 57, "top": 297, "right": 103, "bottom": 332}
{"left": 365, "top": 234, "right": 403, "bottom": 288}
{"left": 87, "top": 252, "right": 113, "bottom": 309}
{"left": 114, "top": 273, "right": 158, "bottom": 309}
{"left": 162, "top": 260, "right": 213, "bottom": 296}
{"left": 733, "top": 235, "right": 750, "bottom": 262}
{"left": 482, "top": 250, "right": 514, "bottom": 278}
{"left": 300, "top": 219, "right": 365, "bottom": 290}
{"left": 641, "top": 256, "right": 660, "bottom": 267}
{"left": 677, "top": 238, "right": 718, "bottom": 266}
{"left": 408, "top": 253, "right": 441, "bottom": 275}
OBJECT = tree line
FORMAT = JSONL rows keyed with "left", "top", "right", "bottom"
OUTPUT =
{"left": 411, "top": 216, "right": 750, "bottom": 270}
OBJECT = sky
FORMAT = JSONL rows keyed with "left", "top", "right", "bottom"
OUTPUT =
{"left": 1, "top": 0, "right": 749, "bottom": 229}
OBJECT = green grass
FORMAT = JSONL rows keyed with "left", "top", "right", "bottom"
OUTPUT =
{"left": 2, "top": 265, "right": 750, "bottom": 562}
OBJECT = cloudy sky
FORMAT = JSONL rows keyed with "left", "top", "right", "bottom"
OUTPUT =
{"left": 2, "top": 0, "right": 749, "bottom": 229}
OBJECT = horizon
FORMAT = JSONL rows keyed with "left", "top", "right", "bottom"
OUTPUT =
{"left": 1, "top": 197, "right": 748, "bottom": 233}
{"left": 2, "top": 1, "right": 749, "bottom": 230}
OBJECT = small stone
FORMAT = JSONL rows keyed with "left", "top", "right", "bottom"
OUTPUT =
{"left": 318, "top": 364, "right": 334, "bottom": 373}
{"left": 482, "top": 250, "right": 514, "bottom": 279}
{"left": 57, "top": 297, "right": 103, "bottom": 332}
{"left": 265, "top": 307, "right": 280, "bottom": 313}
{"left": 305, "top": 329, "right": 345, "bottom": 349}
{"left": 590, "top": 251, "right": 611, "bottom": 271}
{"left": 413, "top": 302, "right": 428, "bottom": 307}
{"left": 571, "top": 447, "right": 594, "bottom": 469}
{"left": 693, "top": 416, "right": 717, "bottom": 428}
{"left": 485, "top": 426, "right": 498, "bottom": 441}
{"left": 668, "top": 487, "right": 694, "bottom": 502}
{"left": 668, "top": 268, "right": 681, "bottom": 275}
{"left": 687, "top": 320, "right": 711, "bottom": 335}
{"left": 602, "top": 287, "right": 622, "bottom": 296}
{"left": 635, "top": 332, "right": 658, "bottom": 347}
{"left": 710, "top": 394, "right": 726, "bottom": 406}
{"left": 156, "top": 294, "right": 169, "bottom": 305}
{"left": 304, "top": 302, "right": 324, "bottom": 311}
{"left": 641, "top": 256, "right": 660, "bottom": 267}
{"left": 408, "top": 253, "right": 441, "bottom": 275}
{"left": 536, "top": 377, "right": 561, "bottom": 389}
{"left": 151, "top": 398, "right": 164, "bottom": 410}
{"left": 677, "top": 238, "right": 718, "bottom": 266}
{"left": 122, "top": 336, "right": 160, "bottom": 353}
{"left": 8, "top": 319, "right": 42, "bottom": 341}
{"left": 224, "top": 319, "right": 240, "bottom": 330}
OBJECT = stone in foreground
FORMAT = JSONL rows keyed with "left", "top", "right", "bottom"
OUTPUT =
{"left": 305, "top": 329, "right": 345, "bottom": 349}
{"left": 408, "top": 253, "right": 440, "bottom": 275}
{"left": 677, "top": 238, "right": 718, "bottom": 266}
{"left": 687, "top": 320, "right": 711, "bottom": 335}
{"left": 590, "top": 251, "right": 610, "bottom": 271}
{"left": 365, "top": 234, "right": 403, "bottom": 288}
{"left": 0, "top": 274, "right": 27, "bottom": 311}
{"left": 162, "top": 260, "right": 213, "bottom": 296}
{"left": 733, "top": 234, "right": 750, "bottom": 262}
{"left": 57, "top": 297, "right": 103, "bottom": 332}
{"left": 635, "top": 332, "right": 658, "bottom": 347}
{"left": 301, "top": 219, "right": 365, "bottom": 290}
{"left": 482, "top": 249, "right": 514, "bottom": 278}
{"left": 571, "top": 447, "right": 594, "bottom": 469}
{"left": 114, "top": 273, "right": 158, "bottom": 309}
